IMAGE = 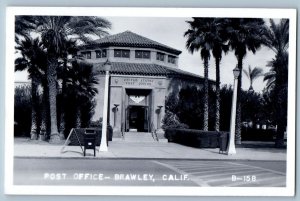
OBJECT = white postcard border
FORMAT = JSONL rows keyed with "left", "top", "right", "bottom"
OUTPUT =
{"left": 5, "top": 7, "right": 297, "bottom": 196}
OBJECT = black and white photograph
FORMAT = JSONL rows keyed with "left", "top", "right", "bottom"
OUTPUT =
{"left": 4, "top": 7, "right": 296, "bottom": 196}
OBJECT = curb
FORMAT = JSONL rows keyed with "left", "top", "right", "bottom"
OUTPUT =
{"left": 14, "top": 156, "right": 286, "bottom": 162}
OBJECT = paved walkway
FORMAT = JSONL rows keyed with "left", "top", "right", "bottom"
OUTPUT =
{"left": 14, "top": 137, "right": 286, "bottom": 161}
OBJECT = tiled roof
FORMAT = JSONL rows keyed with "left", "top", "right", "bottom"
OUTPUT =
{"left": 82, "top": 31, "right": 182, "bottom": 55}
{"left": 94, "top": 62, "right": 207, "bottom": 81}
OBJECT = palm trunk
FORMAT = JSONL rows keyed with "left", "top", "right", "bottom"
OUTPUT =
{"left": 203, "top": 58, "right": 209, "bottom": 131}
{"left": 47, "top": 57, "right": 61, "bottom": 144}
{"left": 39, "top": 84, "right": 48, "bottom": 141}
{"left": 59, "top": 111, "right": 66, "bottom": 138}
{"left": 59, "top": 78, "right": 66, "bottom": 140}
{"left": 30, "top": 76, "right": 38, "bottom": 140}
{"left": 75, "top": 105, "right": 81, "bottom": 128}
{"left": 235, "top": 57, "right": 243, "bottom": 145}
{"left": 274, "top": 57, "right": 287, "bottom": 147}
{"left": 215, "top": 57, "right": 220, "bottom": 132}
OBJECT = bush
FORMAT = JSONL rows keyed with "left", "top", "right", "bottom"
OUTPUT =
{"left": 162, "top": 111, "right": 188, "bottom": 130}
{"left": 14, "top": 85, "right": 32, "bottom": 137}
{"left": 60, "top": 93, "right": 97, "bottom": 138}
{"left": 241, "top": 127, "right": 276, "bottom": 141}
{"left": 163, "top": 86, "right": 216, "bottom": 130}
{"left": 90, "top": 121, "right": 113, "bottom": 141}
{"left": 165, "top": 128, "right": 222, "bottom": 148}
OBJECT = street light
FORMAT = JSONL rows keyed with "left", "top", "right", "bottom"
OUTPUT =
{"left": 100, "top": 59, "right": 111, "bottom": 152}
{"left": 227, "top": 66, "right": 240, "bottom": 155}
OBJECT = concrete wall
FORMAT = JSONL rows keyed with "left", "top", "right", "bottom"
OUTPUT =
{"left": 78, "top": 46, "right": 179, "bottom": 68}
{"left": 108, "top": 86, "right": 123, "bottom": 137}
{"left": 92, "top": 74, "right": 212, "bottom": 136}
{"left": 152, "top": 87, "right": 166, "bottom": 130}
{"left": 92, "top": 75, "right": 167, "bottom": 137}
{"left": 92, "top": 75, "right": 105, "bottom": 122}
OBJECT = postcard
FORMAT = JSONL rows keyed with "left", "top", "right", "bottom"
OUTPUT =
{"left": 5, "top": 7, "right": 296, "bottom": 196}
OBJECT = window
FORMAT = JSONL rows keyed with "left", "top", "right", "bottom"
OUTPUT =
{"left": 96, "top": 49, "right": 107, "bottom": 58}
{"left": 156, "top": 52, "right": 165, "bottom": 61}
{"left": 81, "top": 51, "right": 91, "bottom": 59}
{"left": 135, "top": 50, "right": 151, "bottom": 59}
{"left": 114, "top": 49, "right": 130, "bottom": 58}
{"left": 168, "top": 55, "right": 176, "bottom": 64}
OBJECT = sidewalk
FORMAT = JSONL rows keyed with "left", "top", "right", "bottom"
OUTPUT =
{"left": 14, "top": 137, "right": 286, "bottom": 161}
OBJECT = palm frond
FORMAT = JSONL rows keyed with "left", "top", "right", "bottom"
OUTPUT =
{"left": 250, "top": 67, "right": 263, "bottom": 81}
{"left": 243, "top": 67, "right": 250, "bottom": 79}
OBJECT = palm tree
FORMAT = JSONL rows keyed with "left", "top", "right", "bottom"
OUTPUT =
{"left": 185, "top": 18, "right": 229, "bottom": 131}
{"left": 15, "top": 36, "right": 47, "bottom": 140}
{"left": 57, "top": 39, "right": 78, "bottom": 138}
{"left": 211, "top": 19, "right": 229, "bottom": 131}
{"left": 226, "top": 18, "right": 267, "bottom": 144}
{"left": 263, "top": 19, "right": 289, "bottom": 147}
{"left": 263, "top": 70, "right": 276, "bottom": 92}
{"left": 65, "top": 61, "right": 98, "bottom": 128}
{"left": 185, "top": 17, "right": 217, "bottom": 131}
{"left": 16, "top": 16, "right": 111, "bottom": 143}
{"left": 243, "top": 65, "right": 263, "bottom": 92}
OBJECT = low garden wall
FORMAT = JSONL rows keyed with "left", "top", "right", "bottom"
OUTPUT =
{"left": 241, "top": 127, "right": 276, "bottom": 141}
{"left": 165, "top": 128, "right": 229, "bottom": 148}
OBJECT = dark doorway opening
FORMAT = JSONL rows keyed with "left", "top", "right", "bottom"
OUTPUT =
{"left": 128, "top": 106, "right": 149, "bottom": 132}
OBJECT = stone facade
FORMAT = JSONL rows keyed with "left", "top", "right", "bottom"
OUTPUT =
{"left": 79, "top": 31, "right": 209, "bottom": 139}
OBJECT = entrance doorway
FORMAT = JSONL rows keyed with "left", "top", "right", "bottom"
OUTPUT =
{"left": 124, "top": 88, "right": 152, "bottom": 132}
{"left": 127, "top": 106, "right": 149, "bottom": 132}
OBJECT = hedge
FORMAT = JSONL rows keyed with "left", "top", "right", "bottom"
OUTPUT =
{"left": 67, "top": 125, "right": 113, "bottom": 146}
{"left": 241, "top": 127, "right": 276, "bottom": 141}
{"left": 165, "top": 128, "right": 228, "bottom": 148}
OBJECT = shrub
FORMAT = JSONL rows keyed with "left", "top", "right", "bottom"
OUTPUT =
{"left": 165, "top": 128, "right": 221, "bottom": 148}
{"left": 14, "top": 85, "right": 32, "bottom": 137}
{"left": 241, "top": 127, "right": 276, "bottom": 141}
{"left": 89, "top": 121, "right": 113, "bottom": 141}
{"left": 162, "top": 111, "right": 188, "bottom": 130}
{"left": 163, "top": 86, "right": 216, "bottom": 130}
{"left": 60, "top": 93, "right": 97, "bottom": 138}
{"left": 68, "top": 125, "right": 113, "bottom": 146}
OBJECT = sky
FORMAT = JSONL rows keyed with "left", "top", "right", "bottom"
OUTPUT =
{"left": 15, "top": 17, "right": 276, "bottom": 92}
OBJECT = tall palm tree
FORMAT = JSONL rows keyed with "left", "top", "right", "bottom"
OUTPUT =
{"left": 57, "top": 39, "right": 78, "bottom": 138}
{"left": 65, "top": 61, "right": 98, "bottom": 128}
{"left": 243, "top": 65, "right": 263, "bottom": 92}
{"left": 16, "top": 16, "right": 111, "bottom": 143}
{"left": 211, "top": 19, "right": 229, "bottom": 131}
{"left": 226, "top": 18, "right": 267, "bottom": 144}
{"left": 263, "top": 19, "right": 289, "bottom": 147}
{"left": 15, "top": 36, "right": 47, "bottom": 140}
{"left": 185, "top": 17, "right": 218, "bottom": 131}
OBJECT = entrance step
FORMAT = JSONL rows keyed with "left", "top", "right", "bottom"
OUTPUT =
{"left": 124, "top": 132, "right": 157, "bottom": 142}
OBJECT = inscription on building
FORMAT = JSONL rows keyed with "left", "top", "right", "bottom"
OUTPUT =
{"left": 111, "top": 77, "right": 165, "bottom": 88}
{"left": 123, "top": 78, "right": 154, "bottom": 86}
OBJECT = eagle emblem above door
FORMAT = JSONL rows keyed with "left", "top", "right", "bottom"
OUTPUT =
{"left": 129, "top": 95, "right": 145, "bottom": 104}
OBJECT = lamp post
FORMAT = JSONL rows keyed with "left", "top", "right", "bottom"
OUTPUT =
{"left": 100, "top": 60, "right": 111, "bottom": 152}
{"left": 227, "top": 66, "right": 240, "bottom": 155}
